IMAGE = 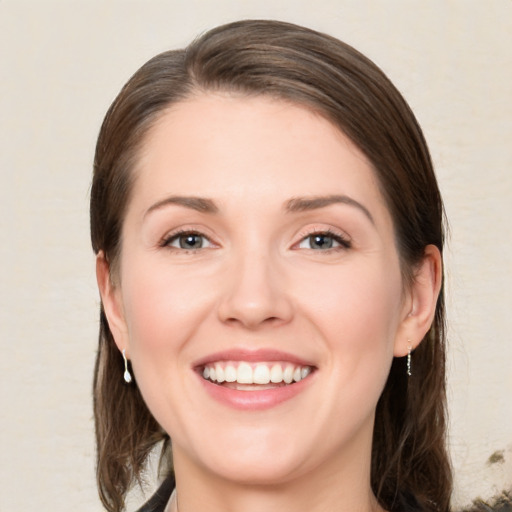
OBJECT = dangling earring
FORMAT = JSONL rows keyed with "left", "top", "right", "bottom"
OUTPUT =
{"left": 122, "top": 349, "right": 132, "bottom": 383}
{"left": 406, "top": 341, "right": 412, "bottom": 377}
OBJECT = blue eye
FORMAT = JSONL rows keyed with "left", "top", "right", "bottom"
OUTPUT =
{"left": 298, "top": 232, "right": 350, "bottom": 250}
{"left": 164, "top": 232, "right": 213, "bottom": 250}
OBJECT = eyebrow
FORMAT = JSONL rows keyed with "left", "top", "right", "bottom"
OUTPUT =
{"left": 285, "top": 195, "right": 374, "bottom": 224}
{"left": 144, "top": 194, "right": 374, "bottom": 224}
{"left": 144, "top": 196, "right": 219, "bottom": 217}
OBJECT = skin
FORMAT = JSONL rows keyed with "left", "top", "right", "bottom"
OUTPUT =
{"left": 97, "top": 93, "right": 442, "bottom": 512}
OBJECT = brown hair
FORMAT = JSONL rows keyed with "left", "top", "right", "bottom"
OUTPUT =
{"left": 91, "top": 20, "right": 451, "bottom": 512}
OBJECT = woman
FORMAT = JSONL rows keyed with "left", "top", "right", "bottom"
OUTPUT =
{"left": 91, "top": 20, "right": 452, "bottom": 512}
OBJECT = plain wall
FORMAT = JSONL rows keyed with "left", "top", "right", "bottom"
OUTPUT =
{"left": 0, "top": 1, "right": 510, "bottom": 510}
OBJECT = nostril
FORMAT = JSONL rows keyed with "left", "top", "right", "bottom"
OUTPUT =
{"left": 223, "top": 315, "right": 286, "bottom": 329}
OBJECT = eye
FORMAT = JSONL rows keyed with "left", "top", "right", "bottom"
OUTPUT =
{"left": 297, "top": 231, "right": 351, "bottom": 250}
{"left": 162, "top": 231, "right": 214, "bottom": 250}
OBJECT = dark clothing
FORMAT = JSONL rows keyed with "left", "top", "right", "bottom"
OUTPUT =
{"left": 136, "top": 475, "right": 175, "bottom": 512}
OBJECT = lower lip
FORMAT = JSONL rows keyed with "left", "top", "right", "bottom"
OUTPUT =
{"left": 197, "top": 373, "right": 314, "bottom": 410}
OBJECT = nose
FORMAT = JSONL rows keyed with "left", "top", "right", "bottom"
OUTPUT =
{"left": 217, "top": 249, "right": 294, "bottom": 329}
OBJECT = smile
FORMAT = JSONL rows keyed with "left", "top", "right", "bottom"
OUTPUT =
{"left": 202, "top": 361, "right": 313, "bottom": 387}
{"left": 194, "top": 350, "right": 317, "bottom": 409}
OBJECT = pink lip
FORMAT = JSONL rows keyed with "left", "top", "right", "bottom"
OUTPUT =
{"left": 192, "top": 348, "right": 314, "bottom": 368}
{"left": 196, "top": 371, "right": 315, "bottom": 410}
{"left": 193, "top": 348, "right": 316, "bottom": 411}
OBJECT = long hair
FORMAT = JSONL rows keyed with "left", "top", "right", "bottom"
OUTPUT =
{"left": 90, "top": 20, "right": 451, "bottom": 512}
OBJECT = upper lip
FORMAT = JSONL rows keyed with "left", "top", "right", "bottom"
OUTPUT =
{"left": 192, "top": 348, "right": 315, "bottom": 369}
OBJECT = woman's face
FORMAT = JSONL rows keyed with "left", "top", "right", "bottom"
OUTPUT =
{"left": 104, "top": 94, "right": 413, "bottom": 485}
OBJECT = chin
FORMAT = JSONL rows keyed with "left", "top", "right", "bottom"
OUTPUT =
{"left": 200, "top": 452, "right": 309, "bottom": 487}
{"left": 173, "top": 423, "right": 316, "bottom": 487}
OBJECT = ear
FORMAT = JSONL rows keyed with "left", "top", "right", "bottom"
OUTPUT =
{"left": 96, "top": 251, "right": 129, "bottom": 356}
{"left": 394, "top": 245, "right": 442, "bottom": 357}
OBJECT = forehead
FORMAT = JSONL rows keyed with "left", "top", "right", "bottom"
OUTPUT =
{"left": 130, "top": 93, "right": 389, "bottom": 222}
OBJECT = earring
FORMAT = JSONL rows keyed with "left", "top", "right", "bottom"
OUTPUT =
{"left": 122, "top": 349, "right": 132, "bottom": 383}
{"left": 406, "top": 341, "right": 412, "bottom": 377}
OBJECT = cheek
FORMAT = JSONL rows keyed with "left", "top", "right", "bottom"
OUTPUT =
{"left": 294, "top": 258, "right": 403, "bottom": 363}
{"left": 118, "top": 260, "right": 220, "bottom": 431}
{"left": 120, "top": 259, "right": 215, "bottom": 365}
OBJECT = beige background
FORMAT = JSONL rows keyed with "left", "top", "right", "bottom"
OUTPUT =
{"left": 1, "top": 1, "right": 511, "bottom": 510}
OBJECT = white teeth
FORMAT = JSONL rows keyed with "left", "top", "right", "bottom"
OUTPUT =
{"left": 202, "top": 361, "right": 313, "bottom": 386}
{"left": 253, "top": 364, "right": 270, "bottom": 384}
{"left": 283, "top": 365, "right": 294, "bottom": 384}
{"left": 270, "top": 364, "right": 283, "bottom": 383}
{"left": 224, "top": 365, "right": 237, "bottom": 382}
{"left": 215, "top": 364, "right": 225, "bottom": 383}
{"left": 237, "top": 362, "right": 253, "bottom": 384}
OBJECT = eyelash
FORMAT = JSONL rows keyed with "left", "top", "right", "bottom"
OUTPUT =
{"left": 160, "top": 229, "right": 214, "bottom": 252}
{"left": 295, "top": 228, "right": 352, "bottom": 252}
{"left": 160, "top": 228, "right": 352, "bottom": 253}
